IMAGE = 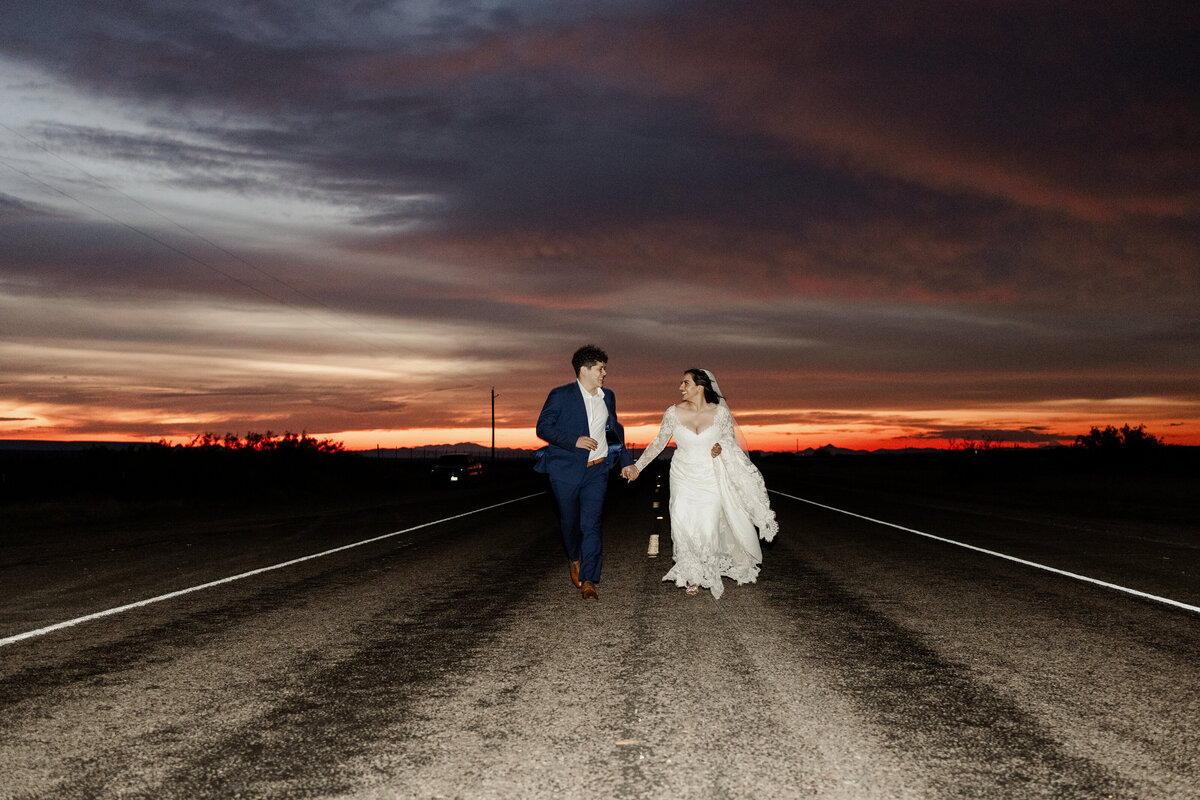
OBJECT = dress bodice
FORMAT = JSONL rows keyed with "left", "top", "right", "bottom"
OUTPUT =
{"left": 672, "top": 417, "right": 722, "bottom": 460}
{"left": 634, "top": 404, "right": 734, "bottom": 471}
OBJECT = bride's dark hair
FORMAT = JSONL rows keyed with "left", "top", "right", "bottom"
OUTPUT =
{"left": 685, "top": 368, "right": 722, "bottom": 405}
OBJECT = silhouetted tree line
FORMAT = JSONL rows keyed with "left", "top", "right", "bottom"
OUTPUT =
{"left": 1073, "top": 424, "right": 1161, "bottom": 453}
{"left": 947, "top": 437, "right": 999, "bottom": 453}
{"left": 178, "top": 431, "right": 344, "bottom": 453}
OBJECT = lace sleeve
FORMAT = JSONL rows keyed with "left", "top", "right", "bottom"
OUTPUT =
{"left": 634, "top": 407, "right": 676, "bottom": 472}
{"left": 716, "top": 404, "right": 739, "bottom": 453}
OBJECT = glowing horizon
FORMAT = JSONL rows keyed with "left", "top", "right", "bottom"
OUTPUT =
{"left": 2, "top": 5, "right": 1197, "bottom": 453}
{"left": 9, "top": 414, "right": 1198, "bottom": 452}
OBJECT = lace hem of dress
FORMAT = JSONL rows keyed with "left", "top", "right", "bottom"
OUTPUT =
{"left": 662, "top": 553, "right": 760, "bottom": 600}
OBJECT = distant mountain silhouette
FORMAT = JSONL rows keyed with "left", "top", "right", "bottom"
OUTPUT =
{"left": 796, "top": 444, "right": 945, "bottom": 456}
{"left": 355, "top": 442, "right": 535, "bottom": 459}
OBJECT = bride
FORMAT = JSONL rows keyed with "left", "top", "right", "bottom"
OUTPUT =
{"left": 622, "top": 369, "right": 778, "bottom": 598}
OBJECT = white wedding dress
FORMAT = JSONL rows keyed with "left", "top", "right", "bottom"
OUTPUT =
{"left": 634, "top": 404, "right": 778, "bottom": 598}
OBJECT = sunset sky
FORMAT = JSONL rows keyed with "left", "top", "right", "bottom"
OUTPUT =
{"left": 2, "top": 1, "right": 1198, "bottom": 452}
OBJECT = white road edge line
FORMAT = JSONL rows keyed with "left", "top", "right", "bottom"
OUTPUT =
{"left": 0, "top": 492, "right": 546, "bottom": 648}
{"left": 770, "top": 490, "right": 1200, "bottom": 615}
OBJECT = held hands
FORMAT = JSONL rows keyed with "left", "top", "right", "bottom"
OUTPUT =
{"left": 575, "top": 436, "right": 599, "bottom": 450}
{"left": 621, "top": 465, "right": 640, "bottom": 483}
{"left": 711, "top": 443, "right": 722, "bottom": 458}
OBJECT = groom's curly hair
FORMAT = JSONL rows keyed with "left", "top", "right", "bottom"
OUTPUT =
{"left": 572, "top": 344, "right": 608, "bottom": 376}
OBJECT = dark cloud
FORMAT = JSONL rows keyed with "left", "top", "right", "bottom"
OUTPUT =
{"left": 0, "top": 193, "right": 55, "bottom": 219}
{"left": 33, "top": 123, "right": 269, "bottom": 186}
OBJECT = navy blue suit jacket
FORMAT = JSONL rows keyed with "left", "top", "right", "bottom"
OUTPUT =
{"left": 535, "top": 382, "right": 633, "bottom": 482}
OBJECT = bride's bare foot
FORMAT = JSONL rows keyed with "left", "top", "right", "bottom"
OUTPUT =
{"left": 685, "top": 584, "right": 699, "bottom": 595}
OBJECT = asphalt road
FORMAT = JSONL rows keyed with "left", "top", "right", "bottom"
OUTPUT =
{"left": 1, "top": 460, "right": 1197, "bottom": 799}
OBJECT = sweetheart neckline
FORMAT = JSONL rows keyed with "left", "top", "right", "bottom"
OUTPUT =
{"left": 672, "top": 403, "right": 721, "bottom": 436}
{"left": 679, "top": 423, "right": 715, "bottom": 436}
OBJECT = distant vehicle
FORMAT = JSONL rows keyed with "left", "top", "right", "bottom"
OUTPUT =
{"left": 430, "top": 454, "right": 484, "bottom": 484}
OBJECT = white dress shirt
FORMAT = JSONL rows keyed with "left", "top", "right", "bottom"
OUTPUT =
{"left": 578, "top": 381, "right": 609, "bottom": 462}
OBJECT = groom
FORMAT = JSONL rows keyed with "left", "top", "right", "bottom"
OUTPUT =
{"left": 535, "top": 344, "right": 634, "bottom": 600}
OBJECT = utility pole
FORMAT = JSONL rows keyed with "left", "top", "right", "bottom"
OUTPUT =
{"left": 491, "top": 387, "right": 497, "bottom": 462}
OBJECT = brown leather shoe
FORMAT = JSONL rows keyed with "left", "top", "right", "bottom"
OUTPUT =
{"left": 569, "top": 559, "right": 582, "bottom": 589}
{"left": 581, "top": 580, "right": 598, "bottom": 600}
